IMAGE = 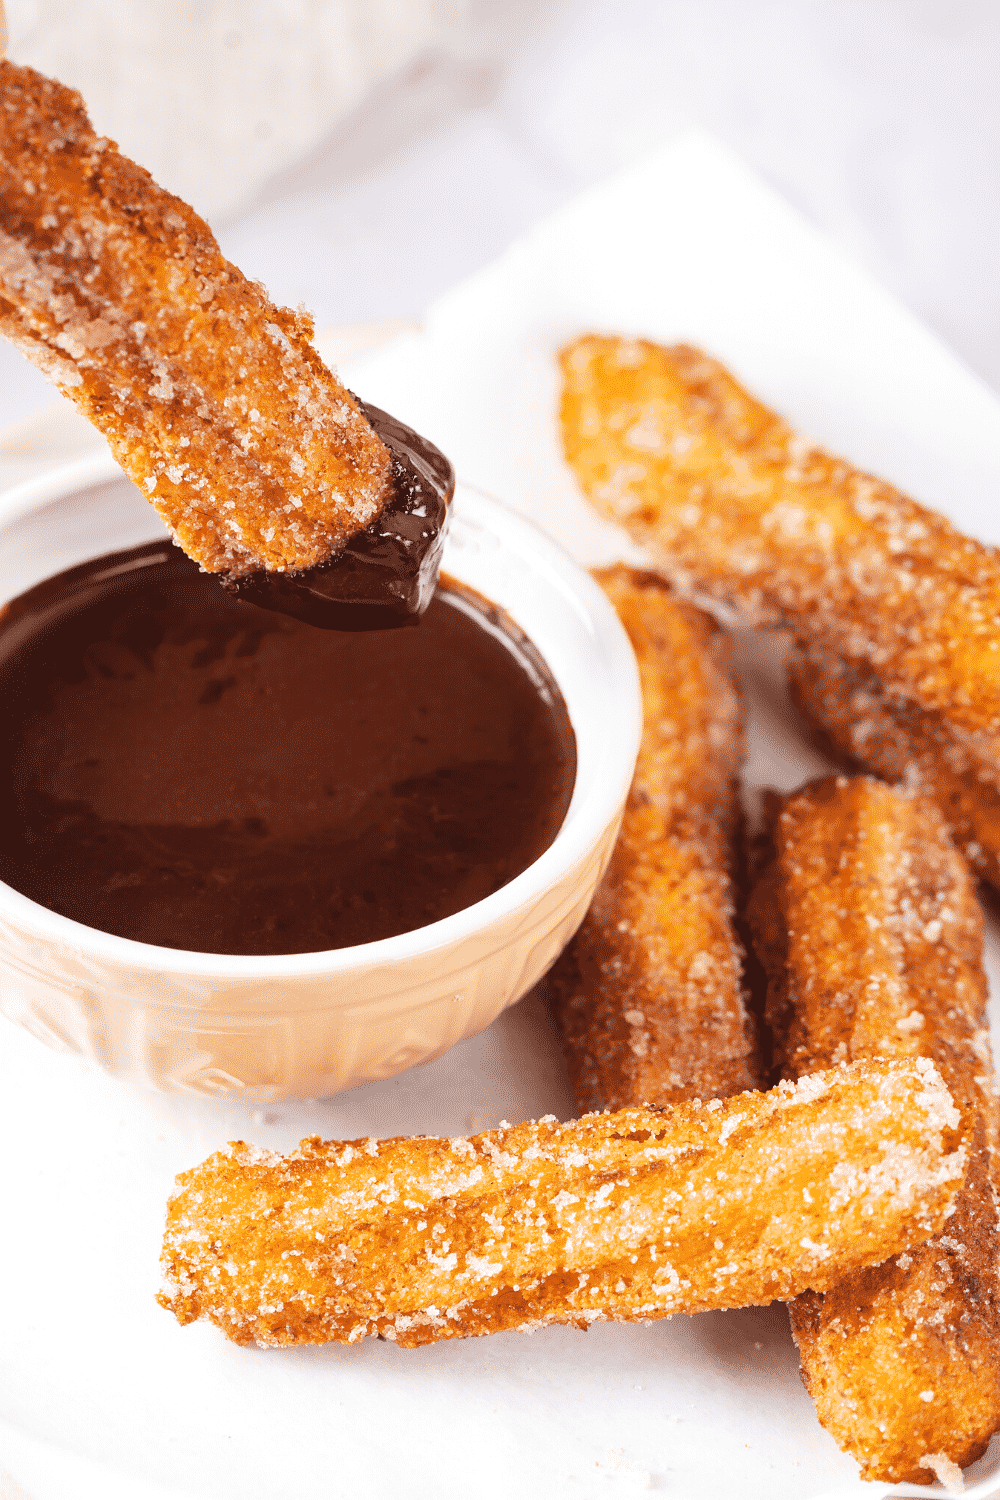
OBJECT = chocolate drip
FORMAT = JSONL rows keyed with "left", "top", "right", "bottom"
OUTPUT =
{"left": 221, "top": 402, "right": 454, "bottom": 630}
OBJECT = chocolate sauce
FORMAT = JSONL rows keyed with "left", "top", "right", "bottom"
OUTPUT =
{"left": 0, "top": 542, "right": 576, "bottom": 956}
{"left": 222, "top": 402, "right": 454, "bottom": 630}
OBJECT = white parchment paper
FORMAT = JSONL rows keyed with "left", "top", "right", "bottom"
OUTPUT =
{"left": 2, "top": 134, "right": 998, "bottom": 1500}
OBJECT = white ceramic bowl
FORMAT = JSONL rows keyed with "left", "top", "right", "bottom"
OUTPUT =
{"left": 0, "top": 457, "right": 641, "bottom": 1099}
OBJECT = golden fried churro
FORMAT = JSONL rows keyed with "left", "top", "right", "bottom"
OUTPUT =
{"left": 0, "top": 59, "right": 392, "bottom": 576}
{"left": 549, "top": 565, "right": 759, "bottom": 1111}
{"left": 560, "top": 335, "right": 1000, "bottom": 740}
{"left": 747, "top": 774, "right": 1000, "bottom": 1485}
{"left": 788, "top": 644, "right": 1000, "bottom": 894}
{"left": 159, "top": 1057, "right": 964, "bottom": 1350}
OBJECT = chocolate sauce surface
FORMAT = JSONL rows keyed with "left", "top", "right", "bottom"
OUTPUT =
{"left": 0, "top": 542, "right": 576, "bottom": 956}
{"left": 222, "top": 402, "right": 454, "bottom": 630}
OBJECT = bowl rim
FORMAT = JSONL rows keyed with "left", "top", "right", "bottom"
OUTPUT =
{"left": 0, "top": 455, "right": 642, "bottom": 980}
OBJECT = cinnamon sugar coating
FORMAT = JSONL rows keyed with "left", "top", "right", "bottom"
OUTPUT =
{"left": 747, "top": 775, "right": 1000, "bottom": 1485}
{"left": 158, "top": 1058, "right": 965, "bottom": 1350}
{"left": 788, "top": 644, "right": 1000, "bottom": 894}
{"left": 549, "top": 565, "right": 759, "bottom": 1110}
{"left": 0, "top": 60, "right": 391, "bottom": 575}
{"left": 559, "top": 335, "right": 1000, "bottom": 740}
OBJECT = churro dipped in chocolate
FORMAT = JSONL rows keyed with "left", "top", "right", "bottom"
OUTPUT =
{"left": 0, "top": 60, "right": 452, "bottom": 623}
{"left": 788, "top": 645, "right": 1000, "bottom": 895}
{"left": 747, "top": 775, "right": 1000, "bottom": 1486}
{"left": 159, "top": 1057, "right": 964, "bottom": 1350}
{"left": 549, "top": 565, "right": 759, "bottom": 1111}
{"left": 559, "top": 335, "right": 1000, "bottom": 742}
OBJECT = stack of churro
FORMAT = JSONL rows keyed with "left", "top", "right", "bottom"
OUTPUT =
{"left": 555, "top": 335, "right": 1000, "bottom": 1484}
{"left": 155, "top": 342, "right": 1000, "bottom": 1481}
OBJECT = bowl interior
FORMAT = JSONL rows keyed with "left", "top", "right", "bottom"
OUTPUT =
{"left": 0, "top": 463, "right": 641, "bottom": 974}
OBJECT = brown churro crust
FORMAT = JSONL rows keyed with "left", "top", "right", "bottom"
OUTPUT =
{"left": 0, "top": 59, "right": 391, "bottom": 575}
{"left": 559, "top": 335, "right": 1000, "bottom": 740}
{"left": 549, "top": 565, "right": 759, "bottom": 1111}
{"left": 747, "top": 775, "right": 1000, "bottom": 1485}
{"left": 788, "top": 644, "right": 1000, "bottom": 895}
{"left": 159, "top": 1058, "right": 964, "bottom": 1350}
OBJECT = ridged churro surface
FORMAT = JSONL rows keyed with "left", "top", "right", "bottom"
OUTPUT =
{"left": 159, "top": 1058, "right": 964, "bottom": 1350}
{"left": 747, "top": 775, "right": 1000, "bottom": 1485}
{"left": 549, "top": 565, "right": 758, "bottom": 1110}
{"left": 559, "top": 335, "right": 1000, "bottom": 739}
{"left": 0, "top": 59, "right": 391, "bottom": 575}
{"left": 788, "top": 645, "right": 1000, "bottom": 894}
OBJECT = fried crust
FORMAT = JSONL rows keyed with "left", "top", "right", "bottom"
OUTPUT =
{"left": 559, "top": 335, "right": 1000, "bottom": 739}
{"left": 747, "top": 775, "right": 1000, "bottom": 1484}
{"left": 159, "top": 1058, "right": 964, "bottom": 1350}
{"left": 788, "top": 644, "right": 1000, "bottom": 894}
{"left": 0, "top": 59, "right": 391, "bottom": 575}
{"left": 549, "top": 565, "right": 759, "bottom": 1110}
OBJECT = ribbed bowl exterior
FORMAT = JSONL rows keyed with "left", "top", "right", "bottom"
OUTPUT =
{"left": 0, "top": 462, "right": 640, "bottom": 1097}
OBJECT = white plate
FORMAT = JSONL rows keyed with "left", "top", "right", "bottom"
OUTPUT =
{"left": 2, "top": 132, "right": 999, "bottom": 1500}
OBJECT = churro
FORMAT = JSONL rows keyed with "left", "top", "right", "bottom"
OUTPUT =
{"left": 747, "top": 774, "right": 1000, "bottom": 1485}
{"left": 0, "top": 59, "right": 392, "bottom": 577}
{"left": 560, "top": 335, "right": 1000, "bottom": 741}
{"left": 549, "top": 565, "right": 759, "bottom": 1111}
{"left": 159, "top": 1057, "right": 964, "bottom": 1350}
{"left": 788, "top": 644, "right": 1000, "bottom": 894}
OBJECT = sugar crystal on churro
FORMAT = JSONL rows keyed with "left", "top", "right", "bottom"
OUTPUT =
{"left": 788, "top": 645, "right": 1000, "bottom": 895}
{"left": 550, "top": 565, "right": 759, "bottom": 1110}
{"left": 159, "top": 1058, "right": 965, "bottom": 1350}
{"left": 748, "top": 775, "right": 1000, "bottom": 1484}
{"left": 559, "top": 335, "right": 1000, "bottom": 740}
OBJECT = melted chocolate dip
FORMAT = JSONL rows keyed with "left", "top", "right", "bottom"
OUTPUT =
{"left": 222, "top": 402, "right": 454, "bottom": 630}
{"left": 0, "top": 544, "right": 576, "bottom": 956}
